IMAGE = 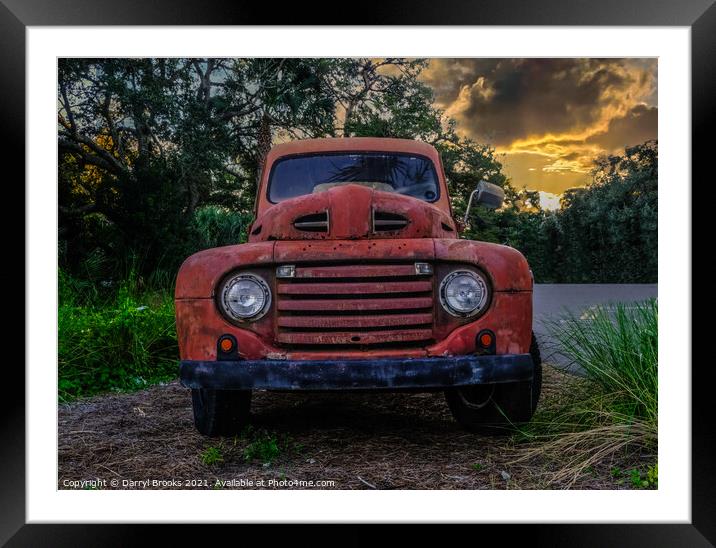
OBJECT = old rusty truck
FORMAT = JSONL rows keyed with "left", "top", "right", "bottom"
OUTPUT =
{"left": 176, "top": 137, "right": 541, "bottom": 436}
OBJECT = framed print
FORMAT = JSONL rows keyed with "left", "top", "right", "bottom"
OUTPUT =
{"left": 6, "top": 0, "right": 712, "bottom": 544}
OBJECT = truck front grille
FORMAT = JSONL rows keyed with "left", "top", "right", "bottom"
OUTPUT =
{"left": 275, "top": 263, "right": 434, "bottom": 348}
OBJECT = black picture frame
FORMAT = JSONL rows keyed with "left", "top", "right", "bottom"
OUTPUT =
{"left": 5, "top": 0, "right": 711, "bottom": 544}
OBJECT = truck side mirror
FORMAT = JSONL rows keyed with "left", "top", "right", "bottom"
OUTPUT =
{"left": 463, "top": 180, "right": 505, "bottom": 225}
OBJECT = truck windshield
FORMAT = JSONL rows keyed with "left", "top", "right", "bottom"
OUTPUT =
{"left": 267, "top": 152, "right": 440, "bottom": 203}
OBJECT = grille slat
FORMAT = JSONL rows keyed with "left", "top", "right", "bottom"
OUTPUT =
{"left": 277, "top": 296, "right": 432, "bottom": 312}
{"left": 278, "top": 280, "right": 431, "bottom": 296}
{"left": 276, "top": 329, "right": 433, "bottom": 346}
{"left": 275, "top": 262, "right": 434, "bottom": 348}
{"left": 278, "top": 312, "right": 432, "bottom": 329}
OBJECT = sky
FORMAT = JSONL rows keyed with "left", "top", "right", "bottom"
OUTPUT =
{"left": 419, "top": 58, "right": 658, "bottom": 210}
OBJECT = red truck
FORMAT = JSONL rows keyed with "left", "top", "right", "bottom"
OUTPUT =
{"left": 176, "top": 137, "right": 541, "bottom": 436}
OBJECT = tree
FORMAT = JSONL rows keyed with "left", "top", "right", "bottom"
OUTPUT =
{"left": 547, "top": 141, "right": 658, "bottom": 282}
{"left": 58, "top": 58, "right": 339, "bottom": 272}
{"left": 58, "top": 57, "right": 481, "bottom": 274}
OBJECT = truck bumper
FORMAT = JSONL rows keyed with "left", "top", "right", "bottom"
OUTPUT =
{"left": 179, "top": 354, "right": 534, "bottom": 391}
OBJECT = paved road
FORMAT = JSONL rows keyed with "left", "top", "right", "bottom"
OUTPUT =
{"left": 533, "top": 284, "right": 658, "bottom": 373}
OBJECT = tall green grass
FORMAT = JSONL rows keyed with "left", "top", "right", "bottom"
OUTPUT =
{"left": 192, "top": 205, "right": 252, "bottom": 249}
{"left": 512, "top": 299, "right": 658, "bottom": 486}
{"left": 550, "top": 299, "right": 657, "bottom": 424}
{"left": 58, "top": 269, "right": 179, "bottom": 401}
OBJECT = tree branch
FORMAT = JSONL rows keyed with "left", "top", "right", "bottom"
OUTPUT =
{"left": 101, "top": 92, "right": 125, "bottom": 160}
{"left": 58, "top": 132, "right": 131, "bottom": 179}
{"left": 58, "top": 77, "right": 77, "bottom": 137}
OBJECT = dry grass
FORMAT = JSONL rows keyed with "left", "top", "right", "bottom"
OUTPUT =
{"left": 505, "top": 366, "right": 657, "bottom": 488}
{"left": 58, "top": 365, "right": 649, "bottom": 490}
{"left": 509, "top": 422, "right": 656, "bottom": 488}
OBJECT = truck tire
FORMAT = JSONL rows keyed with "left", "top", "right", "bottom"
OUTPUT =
{"left": 191, "top": 388, "right": 252, "bottom": 437}
{"left": 445, "top": 332, "right": 542, "bottom": 435}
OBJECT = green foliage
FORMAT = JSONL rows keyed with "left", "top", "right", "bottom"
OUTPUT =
{"left": 547, "top": 141, "right": 658, "bottom": 282}
{"left": 344, "top": 60, "right": 443, "bottom": 141}
{"left": 438, "top": 137, "right": 510, "bottom": 217}
{"left": 243, "top": 437, "right": 280, "bottom": 464}
{"left": 607, "top": 465, "right": 657, "bottom": 488}
{"left": 646, "top": 463, "right": 659, "bottom": 488}
{"left": 241, "top": 426, "right": 302, "bottom": 465}
{"left": 58, "top": 269, "right": 178, "bottom": 400}
{"left": 200, "top": 444, "right": 225, "bottom": 466}
{"left": 627, "top": 466, "right": 657, "bottom": 489}
{"left": 191, "top": 205, "right": 253, "bottom": 249}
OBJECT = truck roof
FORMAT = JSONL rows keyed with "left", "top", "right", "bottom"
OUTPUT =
{"left": 266, "top": 137, "right": 441, "bottom": 158}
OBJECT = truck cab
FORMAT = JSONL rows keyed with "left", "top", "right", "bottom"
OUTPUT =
{"left": 176, "top": 137, "right": 541, "bottom": 435}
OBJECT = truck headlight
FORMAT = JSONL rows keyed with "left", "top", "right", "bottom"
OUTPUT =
{"left": 219, "top": 273, "right": 271, "bottom": 321}
{"left": 439, "top": 270, "right": 489, "bottom": 317}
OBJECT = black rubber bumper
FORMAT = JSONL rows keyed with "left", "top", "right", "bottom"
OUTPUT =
{"left": 180, "top": 354, "right": 534, "bottom": 391}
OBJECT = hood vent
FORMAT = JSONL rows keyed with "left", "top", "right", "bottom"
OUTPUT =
{"left": 293, "top": 211, "right": 329, "bottom": 232}
{"left": 373, "top": 210, "right": 409, "bottom": 232}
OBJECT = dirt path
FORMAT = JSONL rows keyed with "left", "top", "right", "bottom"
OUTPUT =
{"left": 58, "top": 366, "right": 632, "bottom": 490}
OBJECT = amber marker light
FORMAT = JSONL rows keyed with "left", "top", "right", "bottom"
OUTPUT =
{"left": 219, "top": 337, "right": 235, "bottom": 353}
{"left": 480, "top": 332, "right": 493, "bottom": 347}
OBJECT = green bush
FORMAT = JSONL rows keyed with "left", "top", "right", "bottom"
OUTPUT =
{"left": 191, "top": 205, "right": 253, "bottom": 250}
{"left": 58, "top": 270, "right": 178, "bottom": 400}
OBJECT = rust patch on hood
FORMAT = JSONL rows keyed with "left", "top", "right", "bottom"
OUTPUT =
{"left": 249, "top": 184, "right": 456, "bottom": 242}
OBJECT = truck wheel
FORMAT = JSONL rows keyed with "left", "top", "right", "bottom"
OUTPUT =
{"left": 191, "top": 389, "right": 252, "bottom": 437}
{"left": 445, "top": 332, "right": 542, "bottom": 435}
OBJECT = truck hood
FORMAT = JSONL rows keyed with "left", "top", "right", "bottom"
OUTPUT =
{"left": 248, "top": 183, "right": 458, "bottom": 242}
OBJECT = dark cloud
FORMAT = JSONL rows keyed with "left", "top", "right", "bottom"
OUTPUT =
{"left": 424, "top": 58, "right": 654, "bottom": 146}
{"left": 422, "top": 59, "right": 501, "bottom": 104}
{"left": 421, "top": 58, "right": 657, "bottom": 197}
{"left": 587, "top": 104, "right": 658, "bottom": 151}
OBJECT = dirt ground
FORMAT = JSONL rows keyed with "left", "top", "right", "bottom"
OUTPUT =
{"left": 58, "top": 365, "right": 637, "bottom": 490}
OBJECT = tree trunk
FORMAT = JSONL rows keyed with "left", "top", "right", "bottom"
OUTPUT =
{"left": 256, "top": 112, "right": 272, "bottom": 184}
{"left": 343, "top": 100, "right": 356, "bottom": 137}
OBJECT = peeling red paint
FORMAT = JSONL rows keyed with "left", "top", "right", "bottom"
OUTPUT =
{"left": 175, "top": 242, "right": 274, "bottom": 299}
{"left": 434, "top": 239, "right": 532, "bottom": 291}
{"left": 249, "top": 184, "right": 456, "bottom": 243}
{"left": 274, "top": 238, "right": 435, "bottom": 264}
